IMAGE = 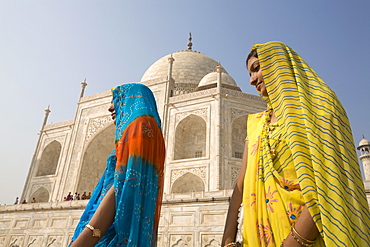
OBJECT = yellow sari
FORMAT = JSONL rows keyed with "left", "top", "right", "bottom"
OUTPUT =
{"left": 242, "top": 42, "right": 370, "bottom": 246}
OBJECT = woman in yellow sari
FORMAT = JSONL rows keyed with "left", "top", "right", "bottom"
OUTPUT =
{"left": 222, "top": 41, "right": 370, "bottom": 247}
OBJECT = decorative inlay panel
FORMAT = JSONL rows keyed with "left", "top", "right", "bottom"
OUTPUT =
{"left": 171, "top": 167, "right": 207, "bottom": 184}
{"left": 202, "top": 234, "right": 222, "bottom": 247}
{"left": 170, "top": 212, "right": 194, "bottom": 226}
{"left": 170, "top": 88, "right": 216, "bottom": 102}
{"left": 231, "top": 167, "right": 240, "bottom": 185}
{"left": 31, "top": 219, "right": 48, "bottom": 228}
{"left": 201, "top": 211, "right": 226, "bottom": 225}
{"left": 170, "top": 234, "right": 193, "bottom": 247}
{"left": 46, "top": 235, "right": 63, "bottom": 247}
{"left": 230, "top": 108, "right": 248, "bottom": 122}
{"left": 9, "top": 235, "right": 25, "bottom": 247}
{"left": 0, "top": 236, "right": 6, "bottom": 247}
{"left": 13, "top": 219, "right": 29, "bottom": 228}
{"left": 85, "top": 116, "right": 113, "bottom": 142}
{"left": 0, "top": 219, "right": 11, "bottom": 229}
{"left": 71, "top": 217, "right": 81, "bottom": 228}
{"left": 27, "top": 235, "right": 44, "bottom": 246}
{"left": 50, "top": 218, "right": 67, "bottom": 228}
{"left": 31, "top": 183, "right": 51, "bottom": 194}
{"left": 44, "top": 136, "right": 65, "bottom": 147}
{"left": 175, "top": 108, "right": 208, "bottom": 124}
{"left": 223, "top": 88, "right": 264, "bottom": 101}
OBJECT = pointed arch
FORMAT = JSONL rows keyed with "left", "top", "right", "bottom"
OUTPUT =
{"left": 231, "top": 115, "right": 247, "bottom": 158}
{"left": 171, "top": 172, "right": 205, "bottom": 193}
{"left": 30, "top": 187, "right": 49, "bottom": 202}
{"left": 77, "top": 123, "right": 115, "bottom": 194}
{"left": 174, "top": 115, "right": 206, "bottom": 160}
{"left": 36, "top": 140, "right": 62, "bottom": 176}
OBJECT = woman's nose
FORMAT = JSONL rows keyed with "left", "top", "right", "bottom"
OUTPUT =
{"left": 250, "top": 74, "right": 257, "bottom": 85}
{"left": 108, "top": 103, "right": 114, "bottom": 112}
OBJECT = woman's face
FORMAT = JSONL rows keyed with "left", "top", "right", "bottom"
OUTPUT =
{"left": 247, "top": 56, "right": 268, "bottom": 97}
{"left": 108, "top": 101, "right": 116, "bottom": 122}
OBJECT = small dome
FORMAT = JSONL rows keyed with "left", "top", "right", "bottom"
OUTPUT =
{"left": 198, "top": 71, "right": 237, "bottom": 87}
{"left": 141, "top": 50, "right": 219, "bottom": 85}
{"left": 359, "top": 138, "right": 370, "bottom": 147}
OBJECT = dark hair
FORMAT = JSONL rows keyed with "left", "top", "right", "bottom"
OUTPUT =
{"left": 246, "top": 49, "right": 258, "bottom": 67}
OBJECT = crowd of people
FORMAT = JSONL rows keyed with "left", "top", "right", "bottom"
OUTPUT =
{"left": 7, "top": 193, "right": 92, "bottom": 206}
{"left": 12, "top": 197, "right": 37, "bottom": 204}
{"left": 64, "top": 192, "right": 91, "bottom": 201}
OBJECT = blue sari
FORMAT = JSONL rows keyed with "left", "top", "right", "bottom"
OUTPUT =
{"left": 70, "top": 83, "right": 165, "bottom": 246}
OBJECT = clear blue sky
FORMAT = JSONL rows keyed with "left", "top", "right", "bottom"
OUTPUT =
{"left": 0, "top": 1, "right": 369, "bottom": 205}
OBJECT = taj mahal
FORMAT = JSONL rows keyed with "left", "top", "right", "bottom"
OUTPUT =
{"left": 1, "top": 37, "right": 369, "bottom": 247}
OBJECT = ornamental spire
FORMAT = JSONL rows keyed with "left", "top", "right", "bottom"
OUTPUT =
{"left": 187, "top": 32, "right": 193, "bottom": 50}
{"left": 80, "top": 78, "right": 88, "bottom": 98}
{"left": 41, "top": 105, "right": 51, "bottom": 129}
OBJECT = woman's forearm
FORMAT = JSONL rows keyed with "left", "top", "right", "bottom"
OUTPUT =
{"left": 221, "top": 184, "right": 243, "bottom": 246}
{"left": 221, "top": 141, "right": 248, "bottom": 246}
{"left": 71, "top": 186, "right": 116, "bottom": 247}
{"left": 283, "top": 206, "right": 319, "bottom": 246}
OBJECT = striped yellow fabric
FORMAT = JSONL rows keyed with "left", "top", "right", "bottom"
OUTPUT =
{"left": 253, "top": 41, "right": 370, "bottom": 246}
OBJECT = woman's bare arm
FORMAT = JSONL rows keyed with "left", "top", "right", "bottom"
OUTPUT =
{"left": 282, "top": 206, "right": 319, "bottom": 246}
{"left": 221, "top": 141, "right": 248, "bottom": 246}
{"left": 71, "top": 186, "right": 116, "bottom": 247}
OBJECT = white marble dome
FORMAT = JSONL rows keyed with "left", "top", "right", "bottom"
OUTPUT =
{"left": 198, "top": 71, "right": 237, "bottom": 87}
{"left": 141, "top": 50, "right": 219, "bottom": 85}
{"left": 359, "top": 138, "right": 370, "bottom": 147}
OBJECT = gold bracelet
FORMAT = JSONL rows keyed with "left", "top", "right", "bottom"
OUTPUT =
{"left": 292, "top": 224, "right": 316, "bottom": 244}
{"left": 224, "top": 242, "right": 237, "bottom": 247}
{"left": 85, "top": 223, "right": 102, "bottom": 238}
{"left": 290, "top": 230, "right": 314, "bottom": 247}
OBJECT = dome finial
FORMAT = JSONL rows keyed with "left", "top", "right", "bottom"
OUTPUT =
{"left": 216, "top": 62, "right": 225, "bottom": 73}
{"left": 187, "top": 32, "right": 193, "bottom": 50}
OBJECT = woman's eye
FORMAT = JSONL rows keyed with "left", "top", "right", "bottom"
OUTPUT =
{"left": 254, "top": 65, "right": 260, "bottom": 71}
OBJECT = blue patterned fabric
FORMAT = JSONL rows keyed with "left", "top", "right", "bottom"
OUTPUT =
{"left": 70, "top": 83, "right": 165, "bottom": 247}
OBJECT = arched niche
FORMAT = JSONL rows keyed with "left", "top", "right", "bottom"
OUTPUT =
{"left": 174, "top": 115, "right": 206, "bottom": 160}
{"left": 232, "top": 115, "right": 247, "bottom": 159}
{"left": 171, "top": 172, "right": 205, "bottom": 193}
{"left": 360, "top": 147, "right": 370, "bottom": 155}
{"left": 36, "top": 140, "right": 62, "bottom": 176}
{"left": 77, "top": 123, "right": 115, "bottom": 194}
{"left": 30, "top": 187, "right": 49, "bottom": 202}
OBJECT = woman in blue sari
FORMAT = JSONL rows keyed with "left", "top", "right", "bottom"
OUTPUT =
{"left": 70, "top": 83, "right": 165, "bottom": 247}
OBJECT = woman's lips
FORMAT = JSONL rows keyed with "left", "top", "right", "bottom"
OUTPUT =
{"left": 256, "top": 82, "right": 262, "bottom": 91}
